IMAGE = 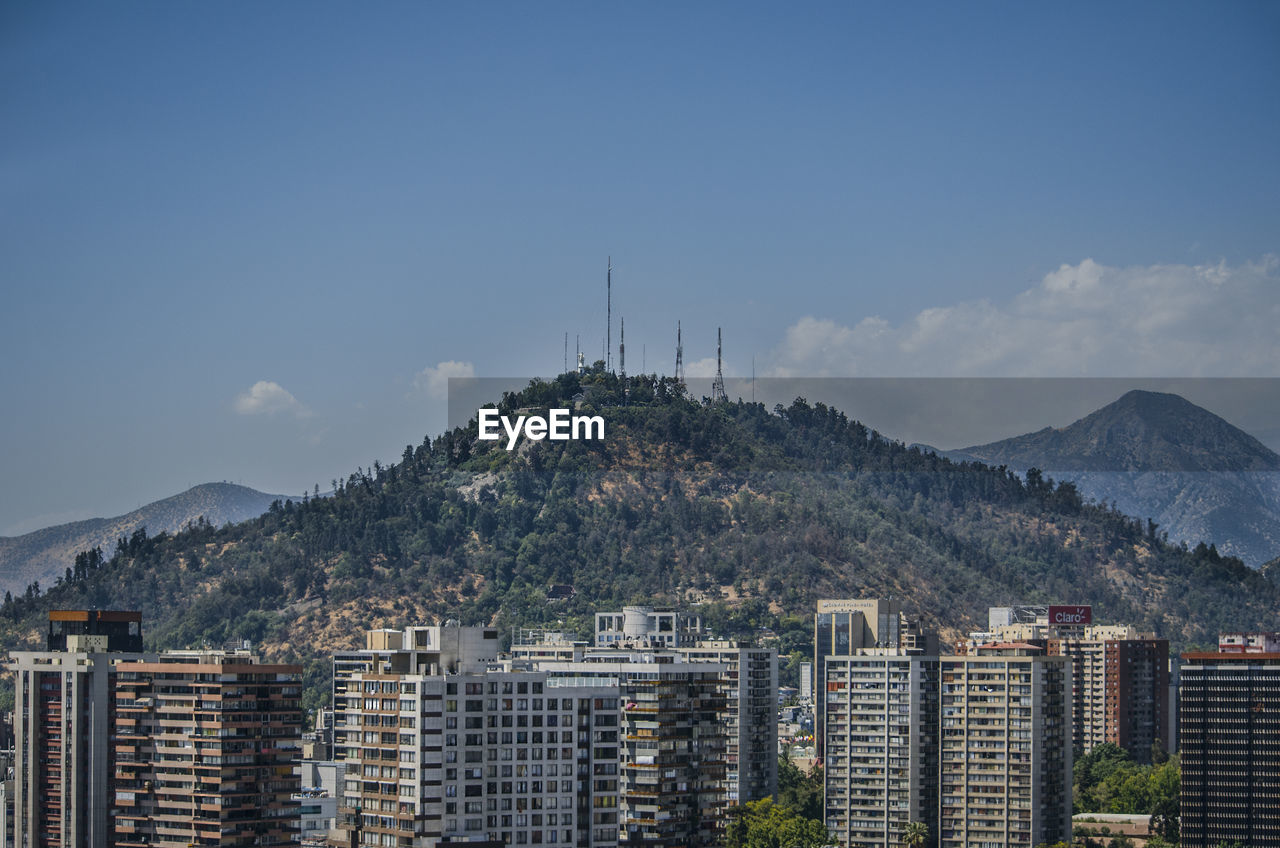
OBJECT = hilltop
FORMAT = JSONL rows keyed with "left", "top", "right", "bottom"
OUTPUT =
{"left": 2, "top": 373, "right": 1275, "bottom": 710}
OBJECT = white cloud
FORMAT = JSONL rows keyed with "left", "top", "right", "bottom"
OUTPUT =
{"left": 415, "top": 360, "right": 476, "bottom": 399}
{"left": 683, "top": 357, "right": 721, "bottom": 379}
{"left": 769, "top": 256, "right": 1280, "bottom": 377}
{"left": 234, "top": 381, "right": 310, "bottom": 417}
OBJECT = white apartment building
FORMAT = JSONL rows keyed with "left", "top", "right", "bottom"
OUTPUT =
{"left": 332, "top": 623, "right": 623, "bottom": 848}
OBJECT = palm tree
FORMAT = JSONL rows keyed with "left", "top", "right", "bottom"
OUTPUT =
{"left": 901, "top": 821, "right": 929, "bottom": 848}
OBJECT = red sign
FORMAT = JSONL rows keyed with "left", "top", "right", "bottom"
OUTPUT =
{"left": 1049, "top": 605, "right": 1092, "bottom": 625}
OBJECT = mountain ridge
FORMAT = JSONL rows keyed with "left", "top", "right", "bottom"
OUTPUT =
{"left": 2, "top": 373, "right": 1275, "bottom": 710}
{"left": 0, "top": 482, "right": 290, "bottom": 596}
{"left": 940, "top": 390, "right": 1280, "bottom": 564}
{"left": 957, "top": 390, "right": 1280, "bottom": 473}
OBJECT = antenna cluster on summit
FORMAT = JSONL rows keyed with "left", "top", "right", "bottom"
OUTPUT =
{"left": 562, "top": 259, "right": 735, "bottom": 400}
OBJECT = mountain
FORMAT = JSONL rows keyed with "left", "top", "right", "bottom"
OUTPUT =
{"left": 3, "top": 374, "right": 1277, "bottom": 712}
{"left": 944, "top": 390, "right": 1280, "bottom": 565}
{"left": 0, "top": 483, "right": 289, "bottom": 596}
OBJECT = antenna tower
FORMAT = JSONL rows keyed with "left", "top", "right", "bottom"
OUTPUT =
{"left": 619, "top": 318, "right": 627, "bottom": 401}
{"left": 606, "top": 257, "right": 612, "bottom": 373}
{"left": 711, "top": 327, "right": 727, "bottom": 402}
{"left": 564, "top": 332, "right": 568, "bottom": 374}
{"left": 675, "top": 321, "right": 685, "bottom": 383}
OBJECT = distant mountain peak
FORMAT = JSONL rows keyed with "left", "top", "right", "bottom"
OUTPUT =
{"left": 960, "top": 391, "right": 1280, "bottom": 473}
{"left": 952, "top": 390, "right": 1280, "bottom": 565}
{"left": 0, "top": 482, "right": 289, "bottom": 596}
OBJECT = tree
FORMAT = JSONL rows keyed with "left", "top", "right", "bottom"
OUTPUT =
{"left": 901, "top": 820, "right": 929, "bottom": 848}
{"left": 723, "top": 799, "right": 829, "bottom": 848}
{"left": 1147, "top": 756, "right": 1180, "bottom": 842}
{"left": 776, "top": 754, "right": 822, "bottom": 820}
{"left": 1074, "top": 743, "right": 1134, "bottom": 813}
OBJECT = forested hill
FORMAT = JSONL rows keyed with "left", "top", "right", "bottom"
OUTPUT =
{"left": 2, "top": 369, "right": 1275, "bottom": 710}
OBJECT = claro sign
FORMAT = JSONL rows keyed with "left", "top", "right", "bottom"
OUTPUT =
{"left": 1049, "top": 605, "right": 1092, "bottom": 625}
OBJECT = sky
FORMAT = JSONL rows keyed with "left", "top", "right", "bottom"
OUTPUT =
{"left": 2, "top": 2, "right": 1279, "bottom": 534}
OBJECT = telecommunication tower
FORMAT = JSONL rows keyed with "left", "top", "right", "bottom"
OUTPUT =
{"left": 606, "top": 258, "right": 612, "bottom": 373}
{"left": 675, "top": 321, "right": 685, "bottom": 383}
{"left": 711, "top": 327, "right": 727, "bottom": 403}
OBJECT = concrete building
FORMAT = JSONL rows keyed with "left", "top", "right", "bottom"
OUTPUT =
{"left": 594, "top": 608, "right": 703, "bottom": 649}
{"left": 958, "top": 606, "right": 1169, "bottom": 762}
{"left": 1218, "top": 631, "right": 1280, "bottom": 653}
{"left": 331, "top": 623, "right": 624, "bottom": 848}
{"left": 656, "top": 640, "right": 777, "bottom": 806}
{"left": 1179, "top": 649, "right": 1280, "bottom": 848}
{"left": 814, "top": 599, "right": 935, "bottom": 758}
{"left": 822, "top": 652, "right": 940, "bottom": 848}
{"left": 332, "top": 622, "right": 745, "bottom": 848}
{"left": 296, "top": 760, "right": 345, "bottom": 844}
{"left": 533, "top": 654, "right": 728, "bottom": 848}
{"left": 6, "top": 610, "right": 145, "bottom": 848}
{"left": 583, "top": 610, "right": 778, "bottom": 805}
{"left": 110, "top": 650, "right": 302, "bottom": 847}
{"left": 939, "top": 644, "right": 1072, "bottom": 848}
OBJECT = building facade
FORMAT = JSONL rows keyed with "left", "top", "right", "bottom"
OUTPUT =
{"left": 822, "top": 653, "right": 940, "bottom": 848}
{"left": 110, "top": 650, "right": 303, "bottom": 847}
{"left": 665, "top": 641, "right": 777, "bottom": 806}
{"left": 938, "top": 645, "right": 1072, "bottom": 848}
{"left": 7, "top": 610, "right": 144, "bottom": 848}
{"left": 332, "top": 624, "right": 625, "bottom": 848}
{"left": 1179, "top": 650, "right": 1280, "bottom": 848}
{"left": 814, "top": 599, "right": 905, "bottom": 757}
{"left": 959, "top": 606, "right": 1169, "bottom": 762}
{"left": 528, "top": 655, "right": 730, "bottom": 848}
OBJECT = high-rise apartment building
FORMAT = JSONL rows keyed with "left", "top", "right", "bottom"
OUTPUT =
{"left": 822, "top": 652, "right": 940, "bottom": 848}
{"left": 110, "top": 650, "right": 303, "bottom": 847}
{"left": 536, "top": 656, "right": 728, "bottom": 848}
{"left": 589, "top": 608, "right": 779, "bottom": 805}
{"left": 332, "top": 621, "right": 741, "bottom": 848}
{"left": 939, "top": 645, "right": 1071, "bottom": 848}
{"left": 1179, "top": 647, "right": 1280, "bottom": 848}
{"left": 7, "top": 612, "right": 302, "bottom": 848}
{"left": 815, "top": 599, "right": 923, "bottom": 756}
{"left": 332, "top": 623, "right": 625, "bottom": 848}
{"left": 7, "top": 610, "right": 144, "bottom": 848}
{"left": 646, "top": 640, "right": 775, "bottom": 806}
{"left": 959, "top": 605, "right": 1168, "bottom": 762}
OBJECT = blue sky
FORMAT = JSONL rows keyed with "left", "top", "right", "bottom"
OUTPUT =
{"left": 2, "top": 2, "right": 1278, "bottom": 534}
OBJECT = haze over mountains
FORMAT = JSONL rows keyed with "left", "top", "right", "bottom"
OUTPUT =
{"left": 933, "top": 390, "right": 1280, "bottom": 566}
{"left": 0, "top": 483, "right": 287, "bottom": 596}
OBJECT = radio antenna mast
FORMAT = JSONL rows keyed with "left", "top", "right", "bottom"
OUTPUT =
{"left": 711, "top": 327, "right": 727, "bottom": 403}
{"left": 619, "top": 318, "right": 627, "bottom": 402}
{"left": 675, "top": 321, "right": 685, "bottom": 384}
{"left": 606, "top": 257, "right": 612, "bottom": 373}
